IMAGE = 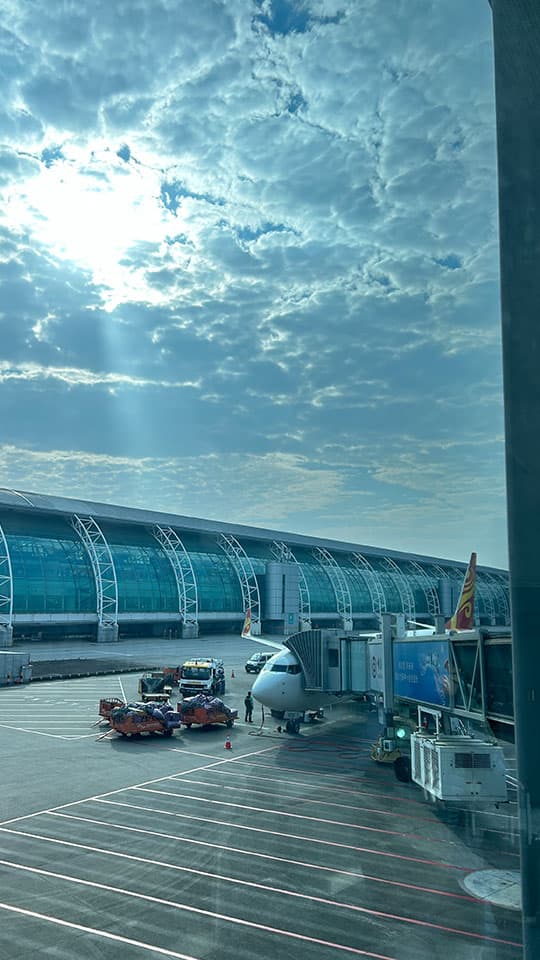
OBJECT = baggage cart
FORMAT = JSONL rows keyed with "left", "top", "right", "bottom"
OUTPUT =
{"left": 94, "top": 697, "right": 126, "bottom": 726}
{"left": 179, "top": 704, "right": 237, "bottom": 729}
{"left": 109, "top": 713, "right": 176, "bottom": 738}
{"left": 97, "top": 703, "right": 181, "bottom": 740}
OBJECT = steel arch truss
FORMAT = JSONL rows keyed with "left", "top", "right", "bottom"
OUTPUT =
{"left": 218, "top": 534, "right": 261, "bottom": 634}
{"left": 313, "top": 547, "right": 353, "bottom": 630}
{"left": 350, "top": 553, "right": 387, "bottom": 616}
{"left": 271, "top": 541, "right": 312, "bottom": 630}
{"left": 380, "top": 556, "right": 415, "bottom": 623}
{"left": 71, "top": 515, "right": 118, "bottom": 627}
{"left": 152, "top": 526, "right": 198, "bottom": 627}
{"left": 406, "top": 560, "right": 441, "bottom": 617}
{"left": 476, "top": 577, "right": 497, "bottom": 624}
{"left": 0, "top": 522, "right": 13, "bottom": 626}
{"left": 481, "top": 572, "right": 511, "bottom": 625}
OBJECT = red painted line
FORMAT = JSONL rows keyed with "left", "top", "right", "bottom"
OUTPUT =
{"left": 172, "top": 773, "right": 455, "bottom": 828}
{"left": 133, "top": 785, "right": 461, "bottom": 848}
{"left": 0, "top": 858, "right": 522, "bottom": 950}
{"left": 226, "top": 757, "right": 430, "bottom": 807}
{"left": 0, "top": 826, "right": 483, "bottom": 916}
{"left": 47, "top": 812, "right": 485, "bottom": 903}
{"left": 95, "top": 798, "right": 472, "bottom": 871}
{"left": 0, "top": 861, "right": 399, "bottom": 960}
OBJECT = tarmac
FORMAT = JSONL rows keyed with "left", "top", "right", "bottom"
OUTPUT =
{"left": 0, "top": 636, "right": 524, "bottom": 959}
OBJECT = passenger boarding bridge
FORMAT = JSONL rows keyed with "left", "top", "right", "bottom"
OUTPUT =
{"left": 284, "top": 623, "right": 514, "bottom": 730}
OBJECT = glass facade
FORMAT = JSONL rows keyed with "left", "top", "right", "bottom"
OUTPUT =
{"left": 339, "top": 561, "right": 374, "bottom": 611}
{"left": 294, "top": 553, "right": 335, "bottom": 614}
{"left": 0, "top": 507, "right": 509, "bottom": 635}
{"left": 2, "top": 515, "right": 95, "bottom": 615}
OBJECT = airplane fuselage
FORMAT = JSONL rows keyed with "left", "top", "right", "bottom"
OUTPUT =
{"left": 251, "top": 648, "right": 328, "bottom": 714}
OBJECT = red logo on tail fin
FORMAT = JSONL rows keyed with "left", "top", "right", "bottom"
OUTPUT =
{"left": 445, "top": 552, "right": 476, "bottom": 631}
{"left": 241, "top": 609, "right": 252, "bottom": 637}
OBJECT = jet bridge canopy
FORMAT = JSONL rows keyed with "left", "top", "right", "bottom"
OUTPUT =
{"left": 284, "top": 628, "right": 369, "bottom": 694}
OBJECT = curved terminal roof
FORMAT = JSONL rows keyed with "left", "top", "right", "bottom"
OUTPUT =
{"left": 0, "top": 487, "right": 506, "bottom": 575}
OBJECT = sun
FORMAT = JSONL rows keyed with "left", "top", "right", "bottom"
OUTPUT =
{"left": 6, "top": 140, "right": 181, "bottom": 307}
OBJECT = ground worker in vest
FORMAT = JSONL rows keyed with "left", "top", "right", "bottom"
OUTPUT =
{"left": 244, "top": 691, "right": 254, "bottom": 723}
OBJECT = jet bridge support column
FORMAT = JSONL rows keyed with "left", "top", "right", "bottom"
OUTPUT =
{"left": 378, "top": 613, "right": 395, "bottom": 742}
{"left": 491, "top": 2, "right": 540, "bottom": 955}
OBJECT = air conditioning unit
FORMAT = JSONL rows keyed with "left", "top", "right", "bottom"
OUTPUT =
{"left": 411, "top": 733, "right": 508, "bottom": 801}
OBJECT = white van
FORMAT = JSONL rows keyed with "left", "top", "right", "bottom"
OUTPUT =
{"left": 244, "top": 652, "right": 273, "bottom": 674}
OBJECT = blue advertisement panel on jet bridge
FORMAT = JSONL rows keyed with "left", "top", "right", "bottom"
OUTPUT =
{"left": 393, "top": 639, "right": 451, "bottom": 707}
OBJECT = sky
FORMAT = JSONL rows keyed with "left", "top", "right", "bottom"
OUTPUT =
{"left": 0, "top": 0, "right": 506, "bottom": 569}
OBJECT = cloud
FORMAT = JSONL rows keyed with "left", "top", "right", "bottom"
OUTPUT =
{"left": 0, "top": 0, "right": 506, "bottom": 567}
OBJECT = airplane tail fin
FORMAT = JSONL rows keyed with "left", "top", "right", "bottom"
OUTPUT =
{"left": 445, "top": 552, "right": 477, "bottom": 631}
{"left": 241, "top": 608, "right": 252, "bottom": 638}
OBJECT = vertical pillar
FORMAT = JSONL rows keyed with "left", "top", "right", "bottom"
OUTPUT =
{"left": 0, "top": 624, "right": 13, "bottom": 647}
{"left": 379, "top": 613, "right": 395, "bottom": 736}
{"left": 96, "top": 623, "right": 119, "bottom": 643}
{"left": 491, "top": 2, "right": 540, "bottom": 954}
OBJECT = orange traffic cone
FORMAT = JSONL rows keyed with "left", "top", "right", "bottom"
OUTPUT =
{"left": 225, "top": 737, "right": 232, "bottom": 750}
{"left": 231, "top": 669, "right": 235, "bottom": 679}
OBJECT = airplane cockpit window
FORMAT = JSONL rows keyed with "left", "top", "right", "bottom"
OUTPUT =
{"left": 270, "top": 664, "right": 288, "bottom": 672}
{"left": 287, "top": 664, "right": 301, "bottom": 674}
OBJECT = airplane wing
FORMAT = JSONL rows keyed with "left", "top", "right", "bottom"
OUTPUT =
{"left": 248, "top": 636, "right": 285, "bottom": 650}
{"left": 241, "top": 609, "right": 286, "bottom": 650}
{"left": 406, "top": 620, "right": 436, "bottom": 635}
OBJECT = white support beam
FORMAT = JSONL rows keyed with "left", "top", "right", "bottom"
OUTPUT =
{"left": 380, "top": 556, "right": 415, "bottom": 624}
{"left": 476, "top": 577, "right": 497, "bottom": 625}
{"left": 152, "top": 526, "right": 198, "bottom": 627}
{"left": 350, "top": 552, "right": 387, "bottom": 616}
{"left": 0, "top": 522, "right": 13, "bottom": 626}
{"left": 313, "top": 547, "right": 353, "bottom": 630}
{"left": 71, "top": 515, "right": 118, "bottom": 627}
{"left": 483, "top": 571, "right": 511, "bottom": 625}
{"left": 406, "top": 559, "right": 441, "bottom": 617}
{"left": 218, "top": 534, "right": 261, "bottom": 634}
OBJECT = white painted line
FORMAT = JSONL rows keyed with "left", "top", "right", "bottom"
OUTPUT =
{"left": 1, "top": 822, "right": 480, "bottom": 905}
{"left": 0, "top": 903, "right": 201, "bottom": 960}
{"left": 170, "top": 749, "right": 227, "bottom": 761}
{"left": 165, "top": 775, "right": 425, "bottom": 821}
{"left": 0, "top": 860, "right": 399, "bottom": 958}
{"left": 0, "top": 744, "right": 278, "bottom": 826}
{"left": 131, "top": 785, "right": 428, "bottom": 842}
{"left": 0, "top": 724, "right": 88, "bottom": 740}
{"left": 94, "top": 798, "right": 463, "bottom": 871}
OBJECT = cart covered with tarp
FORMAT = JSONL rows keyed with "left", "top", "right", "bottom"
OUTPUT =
{"left": 102, "top": 701, "right": 182, "bottom": 739}
{"left": 178, "top": 693, "right": 237, "bottom": 729}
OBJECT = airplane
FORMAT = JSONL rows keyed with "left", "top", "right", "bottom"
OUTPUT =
{"left": 241, "top": 610, "right": 329, "bottom": 729}
{"left": 405, "top": 552, "right": 477, "bottom": 635}
{"left": 242, "top": 551, "right": 478, "bottom": 730}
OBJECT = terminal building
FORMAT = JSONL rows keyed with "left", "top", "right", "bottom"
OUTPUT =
{"left": 0, "top": 488, "right": 510, "bottom": 646}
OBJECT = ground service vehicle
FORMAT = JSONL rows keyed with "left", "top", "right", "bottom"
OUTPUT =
{"left": 138, "top": 672, "right": 173, "bottom": 703}
{"left": 245, "top": 652, "right": 273, "bottom": 673}
{"left": 178, "top": 658, "right": 225, "bottom": 698}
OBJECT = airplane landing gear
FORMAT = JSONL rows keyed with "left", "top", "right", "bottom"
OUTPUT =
{"left": 285, "top": 718, "right": 301, "bottom": 734}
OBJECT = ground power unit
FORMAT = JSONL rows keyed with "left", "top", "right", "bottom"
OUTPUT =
{"left": 411, "top": 733, "right": 508, "bottom": 801}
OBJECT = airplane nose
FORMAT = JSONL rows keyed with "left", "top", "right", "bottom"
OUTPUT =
{"left": 252, "top": 670, "right": 285, "bottom": 711}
